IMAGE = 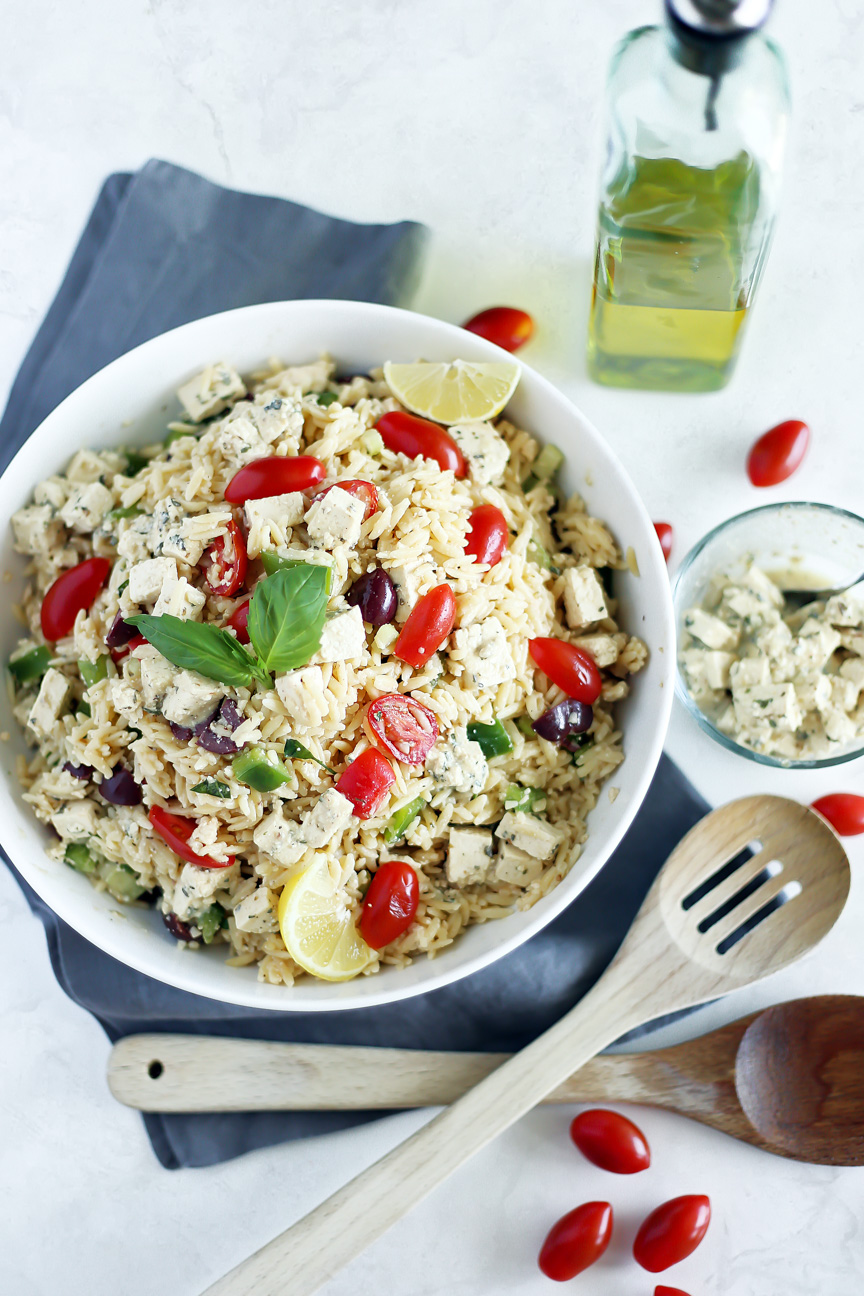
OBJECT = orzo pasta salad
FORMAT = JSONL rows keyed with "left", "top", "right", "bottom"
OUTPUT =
{"left": 9, "top": 357, "right": 647, "bottom": 983}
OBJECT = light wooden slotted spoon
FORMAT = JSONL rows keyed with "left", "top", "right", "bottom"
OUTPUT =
{"left": 202, "top": 795, "right": 849, "bottom": 1296}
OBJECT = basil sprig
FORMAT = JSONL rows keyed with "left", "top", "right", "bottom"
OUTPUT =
{"left": 284, "top": 738, "right": 336, "bottom": 774}
{"left": 127, "top": 564, "right": 329, "bottom": 689}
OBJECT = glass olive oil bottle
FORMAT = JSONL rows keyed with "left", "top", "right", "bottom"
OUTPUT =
{"left": 588, "top": 0, "right": 790, "bottom": 392}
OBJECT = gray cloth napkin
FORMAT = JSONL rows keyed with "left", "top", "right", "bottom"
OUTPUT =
{"left": 0, "top": 160, "right": 708, "bottom": 1170}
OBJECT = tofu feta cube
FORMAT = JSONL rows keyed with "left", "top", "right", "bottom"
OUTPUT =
{"left": 153, "top": 574, "right": 206, "bottom": 621}
{"left": 449, "top": 422, "right": 509, "bottom": 485}
{"left": 732, "top": 682, "right": 802, "bottom": 734}
{"left": 173, "top": 861, "right": 238, "bottom": 920}
{"left": 789, "top": 621, "right": 842, "bottom": 673}
{"left": 137, "top": 647, "right": 176, "bottom": 712}
{"left": 59, "top": 481, "right": 113, "bottom": 534}
{"left": 117, "top": 514, "right": 153, "bottom": 563}
{"left": 493, "top": 842, "right": 545, "bottom": 887}
{"left": 301, "top": 789, "right": 355, "bottom": 848}
{"left": 275, "top": 666, "right": 329, "bottom": 730}
{"left": 244, "top": 493, "right": 305, "bottom": 556}
{"left": 494, "top": 811, "right": 563, "bottom": 861}
{"left": 446, "top": 827, "right": 494, "bottom": 887}
{"left": 50, "top": 799, "right": 101, "bottom": 842}
{"left": 253, "top": 813, "right": 306, "bottom": 867}
{"left": 226, "top": 394, "right": 304, "bottom": 445}
{"left": 683, "top": 608, "right": 738, "bottom": 651}
{"left": 161, "top": 671, "right": 224, "bottom": 727}
{"left": 305, "top": 487, "right": 366, "bottom": 550}
{"left": 314, "top": 607, "right": 367, "bottom": 663}
{"left": 426, "top": 726, "right": 488, "bottom": 794}
{"left": 839, "top": 657, "right": 864, "bottom": 695}
{"left": 826, "top": 591, "right": 864, "bottom": 628}
{"left": 27, "top": 668, "right": 70, "bottom": 738}
{"left": 572, "top": 633, "right": 624, "bottom": 670}
{"left": 232, "top": 886, "right": 280, "bottom": 934}
{"left": 562, "top": 566, "right": 609, "bottom": 630}
{"left": 700, "top": 650, "right": 736, "bottom": 690}
{"left": 389, "top": 565, "right": 418, "bottom": 623}
{"left": 450, "top": 617, "right": 516, "bottom": 691}
{"left": 11, "top": 504, "right": 65, "bottom": 556}
{"left": 128, "top": 556, "right": 178, "bottom": 605}
{"left": 795, "top": 674, "right": 832, "bottom": 712}
{"left": 729, "top": 656, "right": 771, "bottom": 689}
{"left": 33, "top": 477, "right": 70, "bottom": 511}
{"left": 177, "top": 362, "right": 245, "bottom": 422}
{"left": 110, "top": 678, "right": 141, "bottom": 721}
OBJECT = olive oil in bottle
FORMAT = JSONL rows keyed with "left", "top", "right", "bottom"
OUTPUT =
{"left": 587, "top": 0, "right": 789, "bottom": 392}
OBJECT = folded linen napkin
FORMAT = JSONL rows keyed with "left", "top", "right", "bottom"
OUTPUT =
{"left": 0, "top": 160, "right": 707, "bottom": 1169}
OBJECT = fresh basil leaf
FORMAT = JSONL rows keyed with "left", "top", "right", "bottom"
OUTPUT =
{"left": 260, "top": 553, "right": 307, "bottom": 576}
{"left": 316, "top": 390, "right": 338, "bottom": 407}
{"left": 127, "top": 614, "right": 267, "bottom": 687}
{"left": 283, "top": 738, "right": 335, "bottom": 774}
{"left": 248, "top": 566, "right": 329, "bottom": 675}
{"left": 191, "top": 778, "right": 232, "bottom": 799}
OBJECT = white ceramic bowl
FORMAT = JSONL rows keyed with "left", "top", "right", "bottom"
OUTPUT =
{"left": 0, "top": 300, "right": 675, "bottom": 1011}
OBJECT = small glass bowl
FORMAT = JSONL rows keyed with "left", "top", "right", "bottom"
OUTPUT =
{"left": 673, "top": 501, "right": 864, "bottom": 769}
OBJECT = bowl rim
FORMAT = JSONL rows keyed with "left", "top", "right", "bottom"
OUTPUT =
{"left": 673, "top": 499, "right": 864, "bottom": 770}
{"left": 0, "top": 297, "right": 676, "bottom": 1011}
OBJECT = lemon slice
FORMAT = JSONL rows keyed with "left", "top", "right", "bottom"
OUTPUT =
{"left": 383, "top": 359, "right": 520, "bottom": 424}
{"left": 278, "top": 857, "right": 374, "bottom": 982}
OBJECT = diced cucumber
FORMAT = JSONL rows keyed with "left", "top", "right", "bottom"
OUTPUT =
{"left": 384, "top": 795, "right": 425, "bottom": 845}
{"left": 316, "top": 391, "right": 339, "bottom": 407}
{"left": 232, "top": 744, "right": 293, "bottom": 792}
{"left": 527, "top": 536, "right": 552, "bottom": 570}
{"left": 515, "top": 716, "right": 536, "bottom": 738}
{"left": 466, "top": 719, "right": 514, "bottom": 759}
{"left": 79, "top": 656, "right": 109, "bottom": 688}
{"left": 283, "top": 738, "right": 335, "bottom": 774}
{"left": 360, "top": 430, "right": 384, "bottom": 456}
{"left": 523, "top": 443, "right": 564, "bottom": 492}
{"left": 191, "top": 778, "right": 232, "bottom": 799}
{"left": 504, "top": 784, "right": 547, "bottom": 814}
{"left": 8, "top": 645, "right": 52, "bottom": 684}
{"left": 197, "top": 903, "right": 226, "bottom": 944}
{"left": 104, "top": 863, "right": 146, "bottom": 901}
{"left": 108, "top": 505, "right": 144, "bottom": 521}
{"left": 65, "top": 842, "right": 97, "bottom": 874}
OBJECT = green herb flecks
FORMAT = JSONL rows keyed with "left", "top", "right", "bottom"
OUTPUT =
{"left": 108, "top": 505, "right": 144, "bottom": 522}
{"left": 283, "top": 738, "right": 336, "bottom": 774}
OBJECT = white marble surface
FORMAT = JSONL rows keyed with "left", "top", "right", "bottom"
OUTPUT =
{"left": 2, "top": 1, "right": 864, "bottom": 1292}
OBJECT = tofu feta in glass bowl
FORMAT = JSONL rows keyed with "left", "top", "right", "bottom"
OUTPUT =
{"left": 674, "top": 502, "right": 864, "bottom": 768}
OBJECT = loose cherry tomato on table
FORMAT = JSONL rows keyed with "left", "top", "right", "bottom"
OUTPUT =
{"left": 529, "top": 638, "right": 602, "bottom": 704}
{"left": 201, "top": 519, "right": 248, "bottom": 596}
{"left": 41, "top": 556, "right": 111, "bottom": 641}
{"left": 655, "top": 1287, "right": 693, "bottom": 1296}
{"left": 315, "top": 480, "right": 379, "bottom": 521}
{"left": 224, "top": 455, "right": 325, "bottom": 503}
{"left": 746, "top": 419, "right": 810, "bottom": 487}
{"left": 393, "top": 584, "right": 457, "bottom": 669}
{"left": 633, "top": 1195, "right": 711, "bottom": 1273}
{"left": 654, "top": 522, "right": 673, "bottom": 562}
{"left": 227, "top": 599, "right": 250, "bottom": 644}
{"left": 376, "top": 411, "right": 467, "bottom": 479}
{"left": 335, "top": 748, "right": 395, "bottom": 819}
{"left": 148, "top": 805, "right": 234, "bottom": 869}
{"left": 465, "top": 504, "right": 509, "bottom": 567}
{"left": 811, "top": 793, "right": 864, "bottom": 836}
{"left": 569, "top": 1109, "right": 651, "bottom": 1174}
{"left": 357, "top": 860, "right": 420, "bottom": 949}
{"left": 365, "top": 693, "right": 439, "bottom": 765}
{"left": 463, "top": 306, "right": 534, "bottom": 353}
{"left": 538, "top": 1201, "right": 613, "bottom": 1281}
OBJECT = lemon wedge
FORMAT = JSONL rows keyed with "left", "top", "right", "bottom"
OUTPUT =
{"left": 383, "top": 359, "right": 520, "bottom": 424}
{"left": 278, "top": 857, "right": 374, "bottom": 982}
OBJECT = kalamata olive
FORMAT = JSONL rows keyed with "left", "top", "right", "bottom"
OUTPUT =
{"left": 62, "top": 761, "right": 93, "bottom": 780}
{"left": 163, "top": 912, "right": 194, "bottom": 941}
{"left": 346, "top": 568, "right": 398, "bottom": 627}
{"left": 196, "top": 698, "right": 243, "bottom": 755}
{"left": 169, "top": 721, "right": 193, "bottom": 741}
{"left": 105, "top": 611, "right": 137, "bottom": 649}
{"left": 532, "top": 701, "right": 593, "bottom": 744}
{"left": 98, "top": 765, "right": 143, "bottom": 805}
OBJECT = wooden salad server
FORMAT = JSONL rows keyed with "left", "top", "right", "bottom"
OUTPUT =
{"left": 196, "top": 794, "right": 848, "bottom": 1296}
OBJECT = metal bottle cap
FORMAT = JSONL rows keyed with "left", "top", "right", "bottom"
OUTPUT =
{"left": 666, "top": 0, "right": 773, "bottom": 37}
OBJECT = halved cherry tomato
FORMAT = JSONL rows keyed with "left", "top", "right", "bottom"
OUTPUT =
{"left": 393, "top": 584, "right": 457, "bottom": 669}
{"left": 201, "top": 519, "right": 248, "bottom": 596}
{"left": 376, "top": 411, "right": 467, "bottom": 479}
{"left": 316, "top": 480, "right": 379, "bottom": 521}
{"left": 224, "top": 455, "right": 325, "bottom": 503}
{"left": 570, "top": 1109, "right": 651, "bottom": 1174}
{"left": 746, "top": 419, "right": 809, "bottom": 487}
{"left": 463, "top": 306, "right": 534, "bottom": 353}
{"left": 633, "top": 1195, "right": 711, "bottom": 1273}
{"left": 655, "top": 1287, "right": 693, "bottom": 1296}
{"left": 538, "top": 1202, "right": 613, "bottom": 1281}
{"left": 654, "top": 522, "right": 673, "bottom": 562}
{"left": 365, "top": 693, "right": 439, "bottom": 765}
{"left": 227, "top": 599, "right": 250, "bottom": 644}
{"left": 335, "top": 748, "right": 395, "bottom": 819}
{"left": 110, "top": 633, "right": 147, "bottom": 665}
{"left": 357, "top": 860, "right": 420, "bottom": 949}
{"left": 529, "top": 638, "right": 602, "bottom": 704}
{"left": 811, "top": 793, "right": 864, "bottom": 836}
{"left": 465, "top": 504, "right": 508, "bottom": 567}
{"left": 41, "top": 556, "right": 111, "bottom": 641}
{"left": 148, "top": 805, "right": 234, "bottom": 869}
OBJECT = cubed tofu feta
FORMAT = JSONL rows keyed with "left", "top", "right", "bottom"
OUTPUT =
{"left": 826, "top": 590, "right": 864, "bottom": 628}
{"left": 493, "top": 842, "right": 545, "bottom": 887}
{"left": 50, "top": 800, "right": 102, "bottom": 842}
{"left": 737, "top": 564, "right": 785, "bottom": 609}
{"left": 683, "top": 608, "right": 738, "bottom": 651}
{"left": 275, "top": 666, "right": 328, "bottom": 729}
{"left": 789, "top": 621, "right": 842, "bottom": 673}
{"left": 729, "top": 656, "right": 771, "bottom": 689}
{"left": 244, "top": 493, "right": 305, "bottom": 556}
{"left": 253, "top": 812, "right": 306, "bottom": 867}
{"left": 33, "top": 477, "right": 69, "bottom": 511}
{"left": 824, "top": 707, "right": 858, "bottom": 745}
{"left": 137, "top": 647, "right": 176, "bottom": 712}
{"left": 301, "top": 789, "right": 355, "bottom": 848}
{"left": 161, "top": 509, "right": 232, "bottom": 567}
{"left": 11, "top": 504, "right": 65, "bottom": 556}
{"left": 572, "top": 633, "right": 624, "bottom": 670}
{"left": 232, "top": 886, "right": 280, "bottom": 934}
{"left": 449, "top": 422, "right": 510, "bottom": 485}
{"left": 314, "top": 607, "right": 367, "bottom": 663}
{"left": 27, "top": 668, "right": 70, "bottom": 738}
{"left": 153, "top": 575, "right": 206, "bottom": 621}
{"left": 110, "top": 678, "right": 141, "bottom": 720}
{"left": 450, "top": 617, "right": 516, "bottom": 691}
{"left": 839, "top": 657, "right": 864, "bottom": 695}
{"left": 116, "top": 514, "right": 153, "bottom": 563}
{"left": 701, "top": 650, "right": 736, "bottom": 690}
{"left": 66, "top": 449, "right": 112, "bottom": 484}
{"left": 446, "top": 826, "right": 494, "bottom": 887}
{"left": 161, "top": 671, "right": 224, "bottom": 727}
{"left": 59, "top": 481, "right": 113, "bottom": 534}
{"left": 173, "top": 861, "right": 238, "bottom": 920}
{"left": 494, "top": 811, "right": 563, "bottom": 861}
{"left": 562, "top": 566, "right": 609, "bottom": 630}
{"left": 305, "top": 487, "right": 366, "bottom": 550}
{"left": 128, "top": 556, "right": 178, "bottom": 605}
{"left": 389, "top": 565, "right": 418, "bottom": 623}
{"left": 426, "top": 726, "right": 488, "bottom": 794}
{"left": 795, "top": 674, "right": 832, "bottom": 712}
{"left": 226, "top": 394, "right": 304, "bottom": 445}
{"left": 732, "top": 682, "right": 802, "bottom": 733}
{"left": 177, "top": 362, "right": 245, "bottom": 422}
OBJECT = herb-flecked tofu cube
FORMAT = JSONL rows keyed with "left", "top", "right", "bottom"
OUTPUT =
{"left": 446, "top": 827, "right": 494, "bottom": 887}
{"left": 494, "top": 811, "right": 563, "bottom": 861}
{"left": 177, "top": 362, "right": 245, "bottom": 422}
{"left": 448, "top": 422, "right": 510, "bottom": 485}
{"left": 27, "top": 668, "right": 70, "bottom": 738}
{"left": 562, "top": 566, "right": 609, "bottom": 630}
{"left": 305, "top": 487, "right": 366, "bottom": 550}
